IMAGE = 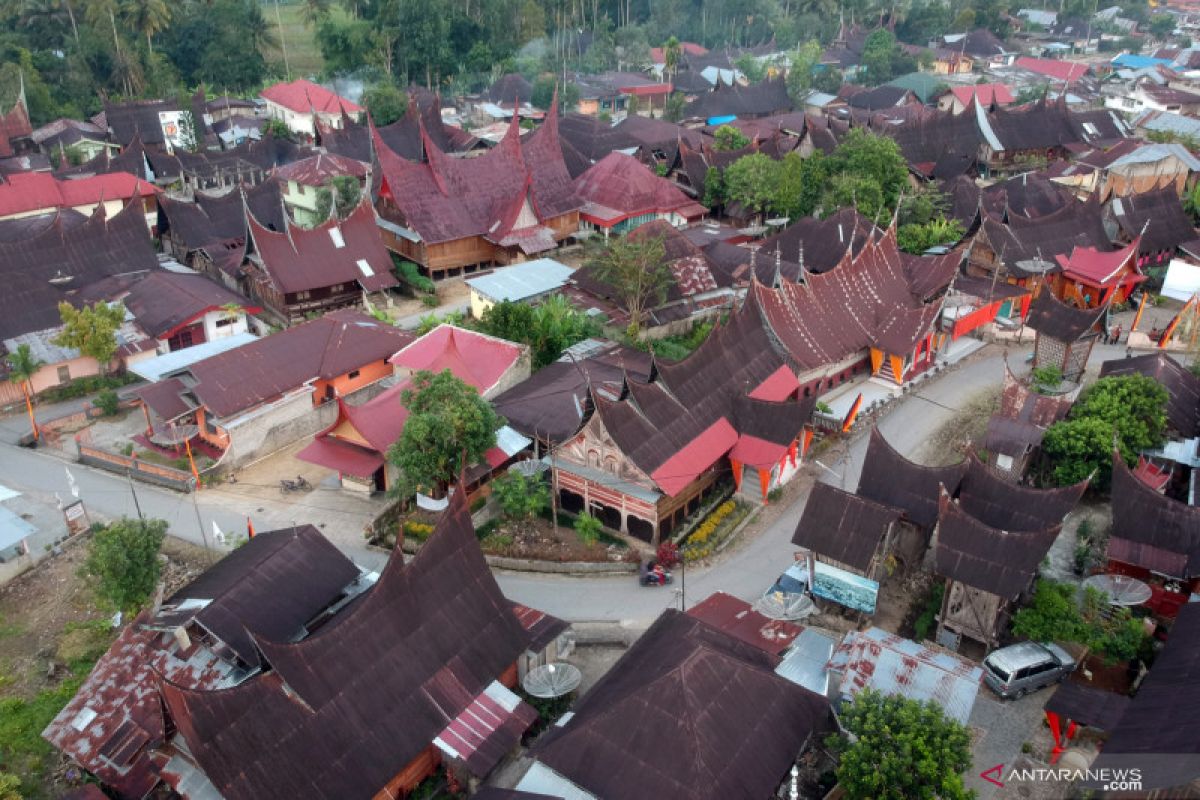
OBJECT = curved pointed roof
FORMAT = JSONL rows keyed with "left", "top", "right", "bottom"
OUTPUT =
{"left": 958, "top": 453, "right": 1087, "bottom": 532}
{"left": 935, "top": 491, "right": 1061, "bottom": 598}
{"left": 1024, "top": 289, "right": 1107, "bottom": 342}
{"left": 856, "top": 427, "right": 967, "bottom": 528}
{"left": 159, "top": 486, "right": 531, "bottom": 800}
{"left": 1110, "top": 453, "right": 1200, "bottom": 576}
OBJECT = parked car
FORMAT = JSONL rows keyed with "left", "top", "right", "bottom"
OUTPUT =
{"left": 983, "top": 641, "right": 1076, "bottom": 699}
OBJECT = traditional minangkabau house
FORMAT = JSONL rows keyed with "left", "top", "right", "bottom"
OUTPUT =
{"left": 934, "top": 457, "right": 1087, "bottom": 651}
{"left": 296, "top": 324, "right": 532, "bottom": 494}
{"left": 0, "top": 94, "right": 34, "bottom": 161}
{"left": 516, "top": 608, "right": 831, "bottom": 800}
{"left": 0, "top": 170, "right": 159, "bottom": 232}
{"left": 681, "top": 76, "right": 794, "bottom": 122}
{"left": 977, "top": 96, "right": 1128, "bottom": 174}
{"left": 756, "top": 207, "right": 874, "bottom": 275}
{"left": 968, "top": 195, "right": 1113, "bottom": 294}
{"left": 1106, "top": 453, "right": 1200, "bottom": 618}
{"left": 156, "top": 180, "right": 286, "bottom": 274}
{"left": 243, "top": 198, "right": 399, "bottom": 324}
{"left": 675, "top": 134, "right": 796, "bottom": 220}
{"left": 1101, "top": 142, "right": 1200, "bottom": 198}
{"left": 66, "top": 489, "right": 553, "bottom": 799}
{"left": 791, "top": 481, "right": 903, "bottom": 584}
{"left": 983, "top": 363, "right": 1076, "bottom": 478}
{"left": 745, "top": 224, "right": 959, "bottom": 393}
{"left": 134, "top": 309, "right": 414, "bottom": 468}
{"left": 373, "top": 103, "right": 580, "bottom": 279}
{"left": 572, "top": 151, "right": 707, "bottom": 236}
{"left": 319, "top": 94, "right": 479, "bottom": 164}
{"left": 554, "top": 300, "right": 815, "bottom": 543}
{"left": 556, "top": 112, "right": 706, "bottom": 178}
{"left": 1024, "top": 290, "right": 1108, "bottom": 383}
{"left": 43, "top": 525, "right": 368, "bottom": 799}
{"left": 1107, "top": 187, "right": 1198, "bottom": 274}
{"left": 1051, "top": 238, "right": 1144, "bottom": 308}
{"left": 0, "top": 199, "right": 158, "bottom": 405}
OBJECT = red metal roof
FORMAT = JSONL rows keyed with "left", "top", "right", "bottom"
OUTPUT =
{"left": 728, "top": 433, "right": 789, "bottom": 469}
{"left": 0, "top": 98, "right": 31, "bottom": 157}
{"left": 1055, "top": 239, "right": 1141, "bottom": 287}
{"left": 575, "top": 152, "right": 707, "bottom": 226}
{"left": 260, "top": 78, "right": 363, "bottom": 115}
{"left": 686, "top": 591, "right": 802, "bottom": 655}
{"left": 434, "top": 682, "right": 538, "bottom": 775}
{"left": 650, "top": 417, "right": 739, "bottom": 496}
{"left": 1015, "top": 57, "right": 1089, "bottom": 84}
{"left": 390, "top": 324, "right": 523, "bottom": 394}
{"left": 272, "top": 152, "right": 366, "bottom": 185}
{"left": 950, "top": 83, "right": 1014, "bottom": 106}
{"left": 0, "top": 171, "right": 157, "bottom": 217}
{"left": 295, "top": 433, "right": 385, "bottom": 477}
{"left": 248, "top": 199, "right": 398, "bottom": 294}
{"left": 747, "top": 364, "right": 798, "bottom": 402}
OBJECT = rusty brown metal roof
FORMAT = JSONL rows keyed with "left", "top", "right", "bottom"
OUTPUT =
{"left": 532, "top": 609, "right": 830, "bottom": 800}
{"left": 159, "top": 488, "right": 533, "bottom": 800}
{"left": 957, "top": 453, "right": 1087, "bottom": 532}
{"left": 792, "top": 482, "right": 902, "bottom": 573}
{"left": 1024, "top": 289, "right": 1107, "bottom": 342}
{"left": 1110, "top": 453, "right": 1200, "bottom": 576}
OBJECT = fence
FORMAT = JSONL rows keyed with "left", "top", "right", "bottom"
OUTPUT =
{"left": 77, "top": 443, "right": 197, "bottom": 492}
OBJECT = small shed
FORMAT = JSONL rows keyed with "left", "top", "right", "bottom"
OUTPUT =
{"left": 1024, "top": 290, "right": 1107, "bottom": 383}
{"left": 465, "top": 258, "right": 575, "bottom": 318}
{"left": 792, "top": 481, "right": 903, "bottom": 582}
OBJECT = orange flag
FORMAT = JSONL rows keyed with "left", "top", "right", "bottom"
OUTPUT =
{"left": 247, "top": 517, "right": 256, "bottom": 539}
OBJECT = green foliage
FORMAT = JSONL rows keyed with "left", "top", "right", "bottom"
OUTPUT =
{"left": 859, "top": 29, "right": 916, "bottom": 86}
{"left": 1015, "top": 83, "right": 1050, "bottom": 105}
{"left": 828, "top": 688, "right": 974, "bottom": 800}
{"left": 786, "top": 40, "right": 822, "bottom": 103}
{"left": 813, "top": 66, "right": 844, "bottom": 95}
{"left": 37, "top": 373, "right": 138, "bottom": 403}
{"left": 702, "top": 165, "right": 726, "bottom": 208}
{"left": 1042, "top": 375, "right": 1168, "bottom": 488}
{"left": 313, "top": 175, "right": 362, "bottom": 221}
{"left": 93, "top": 389, "right": 120, "bottom": 417}
{"left": 723, "top": 152, "right": 781, "bottom": 217}
{"left": 1013, "top": 580, "right": 1148, "bottom": 665}
{"left": 531, "top": 75, "right": 579, "bottom": 110}
{"left": 0, "top": 771, "right": 20, "bottom": 800}
{"left": 896, "top": 218, "right": 965, "bottom": 254}
{"left": 713, "top": 124, "right": 750, "bottom": 151}
{"left": 664, "top": 91, "right": 686, "bottom": 122}
{"left": 54, "top": 301, "right": 125, "bottom": 374}
{"left": 772, "top": 151, "right": 826, "bottom": 220}
{"left": 263, "top": 119, "right": 294, "bottom": 141}
{"left": 913, "top": 582, "right": 945, "bottom": 642}
{"left": 386, "top": 370, "right": 500, "bottom": 497}
{"left": 476, "top": 295, "right": 600, "bottom": 369}
{"left": 416, "top": 310, "right": 465, "bottom": 335}
{"left": 587, "top": 232, "right": 671, "bottom": 337}
{"left": 1031, "top": 364, "right": 1063, "bottom": 391}
{"left": 362, "top": 83, "right": 408, "bottom": 125}
{"left": 393, "top": 258, "right": 436, "bottom": 293}
{"left": 734, "top": 52, "right": 766, "bottom": 83}
{"left": 4, "top": 344, "right": 44, "bottom": 390}
{"left": 1150, "top": 13, "right": 1177, "bottom": 39}
{"left": 159, "top": 0, "right": 271, "bottom": 90}
{"left": 574, "top": 512, "right": 603, "bottom": 546}
{"left": 825, "top": 129, "right": 909, "bottom": 215}
{"left": 492, "top": 471, "right": 550, "bottom": 522}
{"left": 82, "top": 517, "right": 167, "bottom": 614}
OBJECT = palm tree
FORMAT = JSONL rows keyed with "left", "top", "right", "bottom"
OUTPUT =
{"left": 663, "top": 36, "right": 682, "bottom": 80}
{"left": 85, "top": 0, "right": 138, "bottom": 95}
{"left": 120, "top": 0, "right": 170, "bottom": 53}
{"left": 5, "top": 344, "right": 44, "bottom": 441}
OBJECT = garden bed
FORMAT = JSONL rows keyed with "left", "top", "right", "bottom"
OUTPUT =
{"left": 678, "top": 499, "right": 752, "bottom": 561}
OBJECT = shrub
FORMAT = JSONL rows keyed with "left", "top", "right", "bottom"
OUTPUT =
{"left": 93, "top": 389, "right": 120, "bottom": 416}
{"left": 681, "top": 499, "right": 739, "bottom": 560}
{"left": 393, "top": 257, "right": 436, "bottom": 293}
{"left": 656, "top": 540, "right": 680, "bottom": 567}
{"left": 81, "top": 518, "right": 167, "bottom": 613}
{"left": 402, "top": 521, "right": 435, "bottom": 542}
{"left": 421, "top": 294, "right": 440, "bottom": 308}
{"left": 913, "top": 582, "right": 945, "bottom": 642}
{"left": 492, "top": 472, "right": 550, "bottom": 522}
{"left": 574, "top": 513, "right": 602, "bottom": 546}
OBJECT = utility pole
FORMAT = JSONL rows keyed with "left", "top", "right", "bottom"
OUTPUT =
{"left": 126, "top": 469, "right": 144, "bottom": 521}
{"left": 192, "top": 490, "right": 214, "bottom": 565}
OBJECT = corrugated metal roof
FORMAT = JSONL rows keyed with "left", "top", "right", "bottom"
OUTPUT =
{"left": 129, "top": 331, "right": 258, "bottom": 381}
{"left": 1109, "top": 142, "right": 1200, "bottom": 172}
{"left": 465, "top": 258, "right": 574, "bottom": 303}
{"left": 0, "top": 505, "right": 36, "bottom": 550}
{"left": 831, "top": 627, "right": 983, "bottom": 724}
{"left": 516, "top": 761, "right": 598, "bottom": 800}
{"left": 775, "top": 628, "right": 837, "bottom": 696}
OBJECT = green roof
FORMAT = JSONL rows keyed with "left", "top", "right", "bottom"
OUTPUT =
{"left": 886, "top": 72, "right": 948, "bottom": 104}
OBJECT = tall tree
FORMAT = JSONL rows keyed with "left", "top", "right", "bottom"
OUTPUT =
{"left": 4, "top": 343, "right": 45, "bottom": 440}
{"left": 385, "top": 369, "right": 501, "bottom": 497}
{"left": 587, "top": 232, "right": 671, "bottom": 338}
{"left": 662, "top": 35, "right": 682, "bottom": 78}
{"left": 785, "top": 40, "right": 821, "bottom": 103}
{"left": 723, "top": 152, "right": 782, "bottom": 219}
{"left": 120, "top": 0, "right": 170, "bottom": 53}
{"left": 54, "top": 301, "right": 124, "bottom": 375}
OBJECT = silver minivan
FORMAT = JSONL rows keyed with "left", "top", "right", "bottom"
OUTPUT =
{"left": 983, "top": 642, "right": 1076, "bottom": 699}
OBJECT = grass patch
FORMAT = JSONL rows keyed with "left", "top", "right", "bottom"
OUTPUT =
{"left": 0, "top": 616, "right": 23, "bottom": 639}
{"left": 913, "top": 582, "right": 945, "bottom": 642}
{"left": 259, "top": 0, "right": 341, "bottom": 77}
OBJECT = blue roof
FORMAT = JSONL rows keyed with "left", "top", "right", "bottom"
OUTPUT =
{"left": 707, "top": 114, "right": 738, "bottom": 126}
{"left": 0, "top": 506, "right": 37, "bottom": 550}
{"left": 1111, "top": 54, "right": 1174, "bottom": 69}
{"left": 464, "top": 258, "right": 574, "bottom": 303}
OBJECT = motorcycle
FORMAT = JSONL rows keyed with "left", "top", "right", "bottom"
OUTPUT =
{"left": 639, "top": 560, "right": 673, "bottom": 586}
{"left": 280, "top": 475, "right": 312, "bottom": 494}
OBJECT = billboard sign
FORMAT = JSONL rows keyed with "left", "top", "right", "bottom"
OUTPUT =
{"left": 811, "top": 560, "right": 879, "bottom": 615}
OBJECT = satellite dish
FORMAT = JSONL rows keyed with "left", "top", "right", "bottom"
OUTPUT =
{"left": 522, "top": 663, "right": 581, "bottom": 699}
{"left": 1083, "top": 574, "right": 1152, "bottom": 607}
{"left": 753, "top": 591, "right": 815, "bottom": 621}
{"left": 511, "top": 460, "right": 549, "bottom": 477}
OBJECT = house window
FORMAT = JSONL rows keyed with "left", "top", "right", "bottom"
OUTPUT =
{"left": 347, "top": 369, "right": 360, "bottom": 380}
{"left": 215, "top": 317, "right": 236, "bottom": 328}
{"left": 295, "top": 290, "right": 311, "bottom": 300}
{"left": 296, "top": 183, "right": 305, "bottom": 195}
{"left": 57, "top": 365, "right": 70, "bottom": 384}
